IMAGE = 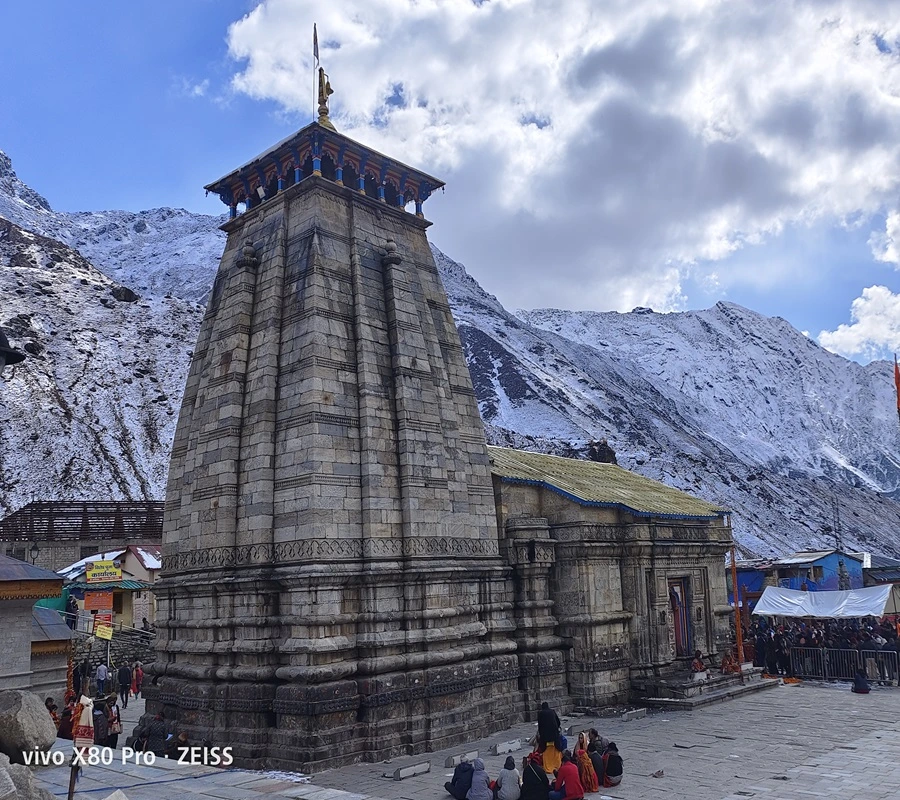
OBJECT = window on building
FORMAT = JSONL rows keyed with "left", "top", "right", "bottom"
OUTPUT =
{"left": 80, "top": 546, "right": 96, "bottom": 560}
{"left": 112, "top": 593, "right": 124, "bottom": 614}
{"left": 7, "top": 547, "right": 26, "bottom": 561}
{"left": 813, "top": 566, "right": 824, "bottom": 582}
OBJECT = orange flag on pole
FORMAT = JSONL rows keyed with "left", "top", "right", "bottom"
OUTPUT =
{"left": 895, "top": 354, "right": 900, "bottom": 422}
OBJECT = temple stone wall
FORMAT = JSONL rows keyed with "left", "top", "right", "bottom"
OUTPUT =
{"left": 493, "top": 476, "right": 732, "bottom": 707}
{"left": 0, "top": 600, "right": 33, "bottom": 690}
{"left": 148, "top": 176, "right": 524, "bottom": 771}
{"left": 145, "top": 126, "right": 734, "bottom": 771}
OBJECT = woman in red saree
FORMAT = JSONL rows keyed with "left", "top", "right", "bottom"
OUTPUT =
{"left": 576, "top": 749, "right": 599, "bottom": 793}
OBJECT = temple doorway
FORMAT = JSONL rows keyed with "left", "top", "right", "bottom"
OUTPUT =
{"left": 668, "top": 578, "right": 692, "bottom": 657}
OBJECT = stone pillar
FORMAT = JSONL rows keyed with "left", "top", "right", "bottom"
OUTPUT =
{"left": 503, "top": 517, "right": 569, "bottom": 713}
{"left": 552, "top": 525, "right": 632, "bottom": 707}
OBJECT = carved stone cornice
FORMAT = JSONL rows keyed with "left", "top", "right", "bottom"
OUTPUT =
{"left": 162, "top": 536, "right": 502, "bottom": 572}
{"left": 0, "top": 579, "right": 62, "bottom": 601}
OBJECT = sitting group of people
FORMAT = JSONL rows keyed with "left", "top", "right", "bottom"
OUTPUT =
{"left": 443, "top": 703, "right": 623, "bottom": 800}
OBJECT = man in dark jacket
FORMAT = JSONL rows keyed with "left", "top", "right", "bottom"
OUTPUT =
{"left": 117, "top": 663, "right": 132, "bottom": 708}
{"left": 537, "top": 702, "right": 561, "bottom": 747}
{"left": 444, "top": 757, "right": 474, "bottom": 799}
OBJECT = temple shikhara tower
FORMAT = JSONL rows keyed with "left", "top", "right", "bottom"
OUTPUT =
{"left": 146, "top": 72, "right": 742, "bottom": 771}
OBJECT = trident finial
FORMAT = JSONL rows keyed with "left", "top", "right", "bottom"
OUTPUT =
{"left": 317, "top": 67, "right": 336, "bottom": 131}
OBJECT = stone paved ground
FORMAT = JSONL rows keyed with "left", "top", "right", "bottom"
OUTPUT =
{"left": 36, "top": 683, "right": 900, "bottom": 800}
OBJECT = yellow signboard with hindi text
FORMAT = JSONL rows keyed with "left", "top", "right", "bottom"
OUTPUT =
{"left": 85, "top": 559, "right": 122, "bottom": 584}
{"left": 95, "top": 624, "right": 113, "bottom": 641}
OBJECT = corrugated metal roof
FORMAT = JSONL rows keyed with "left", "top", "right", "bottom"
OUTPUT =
{"left": 0, "top": 553, "right": 63, "bottom": 583}
{"left": 32, "top": 606, "right": 73, "bottom": 642}
{"left": 774, "top": 550, "right": 835, "bottom": 565}
{"left": 869, "top": 554, "right": 900, "bottom": 569}
{"left": 868, "top": 568, "right": 900, "bottom": 583}
{"left": 774, "top": 550, "right": 863, "bottom": 567}
{"left": 487, "top": 446, "right": 726, "bottom": 519}
{"left": 69, "top": 579, "right": 151, "bottom": 591}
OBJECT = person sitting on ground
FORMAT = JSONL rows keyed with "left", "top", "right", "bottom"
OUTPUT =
{"left": 852, "top": 668, "right": 871, "bottom": 694}
{"left": 57, "top": 708, "right": 74, "bottom": 740}
{"left": 521, "top": 753, "right": 550, "bottom": 800}
{"left": 574, "top": 749, "right": 598, "bottom": 794}
{"left": 601, "top": 742, "right": 623, "bottom": 788}
{"left": 691, "top": 649, "right": 708, "bottom": 681}
{"left": 549, "top": 750, "right": 584, "bottom": 800}
{"left": 720, "top": 650, "right": 740, "bottom": 674}
{"left": 444, "top": 755, "right": 474, "bottom": 799}
{"left": 574, "top": 732, "right": 589, "bottom": 754}
{"left": 495, "top": 755, "right": 521, "bottom": 800}
{"left": 537, "top": 702, "right": 561, "bottom": 748}
{"left": 540, "top": 741, "right": 563, "bottom": 775}
{"left": 140, "top": 712, "right": 168, "bottom": 756}
{"left": 586, "top": 729, "right": 608, "bottom": 755}
{"left": 165, "top": 731, "right": 191, "bottom": 761}
{"left": 466, "top": 758, "right": 492, "bottom": 800}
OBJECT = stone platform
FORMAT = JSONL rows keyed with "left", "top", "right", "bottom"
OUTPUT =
{"left": 33, "top": 683, "right": 900, "bottom": 800}
{"left": 632, "top": 667, "right": 781, "bottom": 709}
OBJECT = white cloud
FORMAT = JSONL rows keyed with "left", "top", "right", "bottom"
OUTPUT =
{"left": 818, "top": 285, "right": 900, "bottom": 359}
{"left": 223, "top": 0, "right": 900, "bottom": 312}
{"left": 174, "top": 77, "right": 210, "bottom": 99}
{"left": 869, "top": 210, "right": 900, "bottom": 265}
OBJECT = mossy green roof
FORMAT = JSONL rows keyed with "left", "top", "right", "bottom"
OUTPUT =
{"left": 487, "top": 446, "right": 726, "bottom": 520}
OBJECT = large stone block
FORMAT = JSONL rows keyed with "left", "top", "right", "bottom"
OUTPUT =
{"left": 0, "top": 691, "right": 56, "bottom": 763}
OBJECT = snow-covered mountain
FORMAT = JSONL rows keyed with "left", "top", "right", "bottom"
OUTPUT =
{"left": 0, "top": 214, "right": 202, "bottom": 511}
{"left": 0, "top": 151, "right": 225, "bottom": 302}
{"left": 3, "top": 149, "right": 900, "bottom": 558}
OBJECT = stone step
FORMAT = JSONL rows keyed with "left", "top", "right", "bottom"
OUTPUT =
{"left": 640, "top": 677, "right": 781, "bottom": 710}
{"left": 632, "top": 667, "right": 767, "bottom": 700}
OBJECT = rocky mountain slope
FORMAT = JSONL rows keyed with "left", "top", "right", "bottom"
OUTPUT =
{"left": 0, "top": 214, "right": 202, "bottom": 511}
{"left": 0, "top": 151, "right": 224, "bottom": 302}
{"left": 3, "top": 149, "right": 900, "bottom": 558}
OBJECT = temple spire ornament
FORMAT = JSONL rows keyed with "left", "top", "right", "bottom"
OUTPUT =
{"left": 317, "top": 66, "right": 336, "bottom": 131}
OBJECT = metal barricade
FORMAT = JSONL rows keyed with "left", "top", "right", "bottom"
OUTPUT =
{"left": 873, "top": 649, "right": 898, "bottom": 684}
{"left": 789, "top": 646, "right": 899, "bottom": 684}
{"left": 790, "top": 646, "right": 825, "bottom": 679}
{"left": 825, "top": 648, "right": 860, "bottom": 680}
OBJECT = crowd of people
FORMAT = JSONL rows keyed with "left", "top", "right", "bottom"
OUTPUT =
{"left": 45, "top": 659, "right": 193, "bottom": 758}
{"left": 71, "top": 659, "right": 145, "bottom": 700}
{"left": 43, "top": 691, "right": 121, "bottom": 746}
{"left": 444, "top": 702, "right": 623, "bottom": 800}
{"left": 747, "top": 615, "right": 900, "bottom": 682}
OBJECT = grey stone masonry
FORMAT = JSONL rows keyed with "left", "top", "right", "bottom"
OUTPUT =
{"left": 147, "top": 173, "right": 521, "bottom": 771}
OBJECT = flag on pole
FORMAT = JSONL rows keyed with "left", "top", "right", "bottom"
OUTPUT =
{"left": 894, "top": 354, "right": 900, "bottom": 422}
{"left": 314, "top": 23, "right": 319, "bottom": 66}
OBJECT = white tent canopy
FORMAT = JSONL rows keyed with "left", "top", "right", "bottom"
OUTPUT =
{"left": 752, "top": 584, "right": 899, "bottom": 618}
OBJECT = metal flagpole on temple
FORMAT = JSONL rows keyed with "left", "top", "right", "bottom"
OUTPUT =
{"left": 313, "top": 23, "right": 319, "bottom": 122}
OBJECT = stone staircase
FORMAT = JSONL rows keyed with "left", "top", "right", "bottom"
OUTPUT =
{"left": 630, "top": 666, "right": 780, "bottom": 710}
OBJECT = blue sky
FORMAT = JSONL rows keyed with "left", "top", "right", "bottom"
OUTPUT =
{"left": 3, "top": 0, "right": 900, "bottom": 362}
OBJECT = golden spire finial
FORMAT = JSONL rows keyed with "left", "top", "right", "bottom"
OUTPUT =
{"left": 317, "top": 67, "right": 336, "bottom": 131}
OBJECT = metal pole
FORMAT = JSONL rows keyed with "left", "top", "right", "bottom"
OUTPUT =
{"left": 731, "top": 544, "right": 745, "bottom": 662}
{"left": 66, "top": 757, "right": 78, "bottom": 800}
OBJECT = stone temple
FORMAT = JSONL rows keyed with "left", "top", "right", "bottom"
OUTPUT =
{"left": 145, "top": 90, "right": 734, "bottom": 770}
